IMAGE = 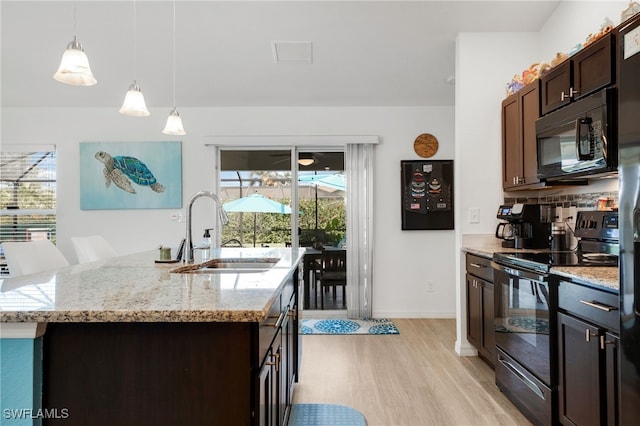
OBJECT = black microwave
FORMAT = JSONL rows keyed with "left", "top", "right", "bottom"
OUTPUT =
{"left": 535, "top": 88, "right": 617, "bottom": 181}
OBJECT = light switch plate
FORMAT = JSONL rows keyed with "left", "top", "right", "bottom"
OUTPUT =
{"left": 469, "top": 208, "right": 480, "bottom": 224}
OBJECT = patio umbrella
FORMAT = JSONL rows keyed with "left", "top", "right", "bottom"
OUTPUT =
{"left": 298, "top": 173, "right": 346, "bottom": 229}
{"left": 298, "top": 173, "right": 346, "bottom": 192}
{"left": 223, "top": 194, "right": 292, "bottom": 247}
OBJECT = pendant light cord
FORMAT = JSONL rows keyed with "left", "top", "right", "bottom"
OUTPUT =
{"left": 73, "top": 1, "right": 78, "bottom": 37}
{"left": 172, "top": 0, "right": 176, "bottom": 108}
{"left": 133, "top": 0, "right": 137, "bottom": 81}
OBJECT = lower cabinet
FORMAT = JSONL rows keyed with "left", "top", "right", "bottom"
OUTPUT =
{"left": 43, "top": 267, "right": 300, "bottom": 426}
{"left": 257, "top": 279, "right": 297, "bottom": 426}
{"left": 557, "top": 278, "right": 619, "bottom": 426}
{"left": 465, "top": 253, "right": 495, "bottom": 367}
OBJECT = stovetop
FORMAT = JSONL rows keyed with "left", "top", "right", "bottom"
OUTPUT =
{"left": 492, "top": 210, "right": 619, "bottom": 274}
{"left": 493, "top": 250, "right": 618, "bottom": 274}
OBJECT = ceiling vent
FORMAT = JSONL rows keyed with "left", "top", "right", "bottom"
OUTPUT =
{"left": 271, "top": 41, "right": 313, "bottom": 64}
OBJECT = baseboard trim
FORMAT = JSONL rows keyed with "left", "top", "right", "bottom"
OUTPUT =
{"left": 455, "top": 340, "right": 478, "bottom": 356}
{"left": 372, "top": 311, "right": 456, "bottom": 319}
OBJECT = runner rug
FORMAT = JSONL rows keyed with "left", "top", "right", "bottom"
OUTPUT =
{"left": 288, "top": 404, "right": 367, "bottom": 426}
{"left": 300, "top": 318, "right": 399, "bottom": 335}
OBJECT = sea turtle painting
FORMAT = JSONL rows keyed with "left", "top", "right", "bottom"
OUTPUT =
{"left": 95, "top": 151, "right": 165, "bottom": 194}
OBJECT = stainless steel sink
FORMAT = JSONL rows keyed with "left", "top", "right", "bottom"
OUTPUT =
{"left": 172, "top": 258, "right": 280, "bottom": 274}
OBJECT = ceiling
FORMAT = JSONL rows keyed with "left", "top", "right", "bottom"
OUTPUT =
{"left": 1, "top": 1, "right": 560, "bottom": 109}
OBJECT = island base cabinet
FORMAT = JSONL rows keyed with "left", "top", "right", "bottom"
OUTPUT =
{"left": 42, "top": 321, "right": 294, "bottom": 426}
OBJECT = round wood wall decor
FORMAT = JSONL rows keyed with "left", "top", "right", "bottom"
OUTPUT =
{"left": 413, "top": 133, "right": 439, "bottom": 158}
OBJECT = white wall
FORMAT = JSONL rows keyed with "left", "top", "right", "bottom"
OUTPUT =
{"left": 539, "top": 1, "right": 627, "bottom": 61}
{"left": 454, "top": 31, "right": 540, "bottom": 354}
{"left": 2, "top": 105, "right": 457, "bottom": 317}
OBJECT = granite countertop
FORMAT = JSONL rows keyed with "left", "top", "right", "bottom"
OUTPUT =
{"left": 0, "top": 247, "right": 304, "bottom": 323}
{"left": 462, "top": 234, "right": 619, "bottom": 292}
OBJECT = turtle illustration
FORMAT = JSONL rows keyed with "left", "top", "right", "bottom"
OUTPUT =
{"left": 95, "top": 151, "right": 165, "bottom": 194}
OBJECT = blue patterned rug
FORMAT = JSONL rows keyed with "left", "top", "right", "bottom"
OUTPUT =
{"left": 300, "top": 318, "right": 399, "bottom": 335}
{"left": 288, "top": 403, "right": 367, "bottom": 425}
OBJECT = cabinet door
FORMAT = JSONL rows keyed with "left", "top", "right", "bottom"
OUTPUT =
{"left": 573, "top": 33, "right": 614, "bottom": 100}
{"left": 541, "top": 60, "right": 572, "bottom": 115}
{"left": 519, "top": 82, "right": 540, "bottom": 185}
{"left": 258, "top": 349, "right": 276, "bottom": 426}
{"left": 481, "top": 282, "right": 495, "bottom": 366}
{"left": 604, "top": 332, "right": 619, "bottom": 426}
{"left": 558, "top": 312, "right": 602, "bottom": 426}
{"left": 502, "top": 93, "right": 522, "bottom": 189}
{"left": 466, "top": 273, "right": 481, "bottom": 349}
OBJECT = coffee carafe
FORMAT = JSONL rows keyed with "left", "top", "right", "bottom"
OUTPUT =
{"left": 495, "top": 221, "right": 518, "bottom": 248}
{"left": 496, "top": 203, "right": 551, "bottom": 249}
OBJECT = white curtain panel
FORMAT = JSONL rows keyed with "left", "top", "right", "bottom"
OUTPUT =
{"left": 345, "top": 143, "right": 374, "bottom": 319}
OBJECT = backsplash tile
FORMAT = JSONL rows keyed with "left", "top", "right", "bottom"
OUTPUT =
{"left": 505, "top": 191, "right": 619, "bottom": 210}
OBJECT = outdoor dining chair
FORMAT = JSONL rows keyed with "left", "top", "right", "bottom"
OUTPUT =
{"left": 318, "top": 249, "right": 347, "bottom": 309}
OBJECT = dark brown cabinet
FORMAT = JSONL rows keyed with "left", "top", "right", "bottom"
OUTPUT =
{"left": 540, "top": 33, "right": 615, "bottom": 116}
{"left": 257, "top": 273, "right": 298, "bottom": 426}
{"left": 501, "top": 80, "right": 541, "bottom": 190}
{"left": 465, "top": 253, "right": 495, "bottom": 366}
{"left": 557, "top": 278, "right": 619, "bottom": 426}
{"left": 43, "top": 267, "right": 301, "bottom": 426}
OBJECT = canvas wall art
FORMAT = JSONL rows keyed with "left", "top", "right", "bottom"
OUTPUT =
{"left": 80, "top": 141, "right": 182, "bottom": 210}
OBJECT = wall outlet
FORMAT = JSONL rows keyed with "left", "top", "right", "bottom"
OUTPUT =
{"left": 426, "top": 280, "right": 435, "bottom": 292}
{"left": 567, "top": 207, "right": 578, "bottom": 224}
{"left": 469, "top": 208, "right": 480, "bottom": 224}
{"left": 170, "top": 212, "right": 184, "bottom": 222}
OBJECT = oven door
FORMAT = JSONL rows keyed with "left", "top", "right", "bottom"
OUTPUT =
{"left": 492, "top": 262, "right": 556, "bottom": 385}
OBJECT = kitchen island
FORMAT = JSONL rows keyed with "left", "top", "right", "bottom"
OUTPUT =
{"left": 0, "top": 247, "right": 304, "bottom": 426}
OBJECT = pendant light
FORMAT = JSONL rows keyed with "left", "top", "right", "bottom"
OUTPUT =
{"left": 53, "top": 2, "right": 97, "bottom": 86}
{"left": 120, "top": 0, "right": 150, "bottom": 117}
{"left": 162, "top": 0, "right": 186, "bottom": 135}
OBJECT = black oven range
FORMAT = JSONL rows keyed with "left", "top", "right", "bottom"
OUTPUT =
{"left": 490, "top": 211, "right": 618, "bottom": 425}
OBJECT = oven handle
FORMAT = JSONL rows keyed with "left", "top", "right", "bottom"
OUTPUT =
{"left": 498, "top": 357, "right": 545, "bottom": 400}
{"left": 491, "top": 261, "right": 548, "bottom": 282}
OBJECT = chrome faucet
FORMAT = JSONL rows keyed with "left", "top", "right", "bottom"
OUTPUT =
{"left": 183, "top": 191, "right": 229, "bottom": 263}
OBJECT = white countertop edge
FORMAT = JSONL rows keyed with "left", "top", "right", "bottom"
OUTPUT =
{"left": 0, "top": 322, "right": 46, "bottom": 338}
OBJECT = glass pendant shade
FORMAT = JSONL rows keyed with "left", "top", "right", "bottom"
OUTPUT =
{"left": 119, "top": 81, "right": 150, "bottom": 116}
{"left": 162, "top": 108, "right": 186, "bottom": 135}
{"left": 53, "top": 37, "right": 97, "bottom": 86}
{"left": 298, "top": 154, "right": 315, "bottom": 166}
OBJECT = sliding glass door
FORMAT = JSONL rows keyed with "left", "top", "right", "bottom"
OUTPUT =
{"left": 219, "top": 148, "right": 346, "bottom": 311}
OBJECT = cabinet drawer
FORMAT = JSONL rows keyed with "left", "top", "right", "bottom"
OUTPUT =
{"left": 558, "top": 280, "right": 619, "bottom": 332}
{"left": 466, "top": 253, "right": 493, "bottom": 282}
{"left": 258, "top": 292, "right": 283, "bottom": 366}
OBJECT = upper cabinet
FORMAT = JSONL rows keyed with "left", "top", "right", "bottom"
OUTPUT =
{"left": 540, "top": 33, "right": 615, "bottom": 116}
{"left": 502, "top": 80, "right": 541, "bottom": 190}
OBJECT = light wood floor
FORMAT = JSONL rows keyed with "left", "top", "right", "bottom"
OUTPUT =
{"left": 292, "top": 318, "right": 533, "bottom": 426}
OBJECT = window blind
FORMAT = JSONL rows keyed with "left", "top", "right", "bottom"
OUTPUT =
{"left": 0, "top": 145, "right": 57, "bottom": 274}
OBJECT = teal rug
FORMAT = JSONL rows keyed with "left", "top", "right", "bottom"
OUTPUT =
{"left": 300, "top": 318, "right": 399, "bottom": 335}
{"left": 288, "top": 404, "right": 367, "bottom": 426}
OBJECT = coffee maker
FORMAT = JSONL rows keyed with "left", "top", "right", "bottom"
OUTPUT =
{"left": 495, "top": 203, "right": 551, "bottom": 249}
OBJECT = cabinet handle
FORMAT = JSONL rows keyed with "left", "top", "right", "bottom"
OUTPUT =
{"left": 561, "top": 88, "right": 579, "bottom": 102}
{"left": 600, "top": 335, "right": 616, "bottom": 350}
{"left": 579, "top": 300, "right": 618, "bottom": 312}
{"left": 273, "top": 352, "right": 281, "bottom": 372}
{"left": 469, "top": 263, "right": 484, "bottom": 269}
{"left": 585, "top": 328, "right": 598, "bottom": 342}
{"left": 287, "top": 307, "right": 298, "bottom": 321}
{"left": 498, "top": 358, "right": 545, "bottom": 400}
{"left": 263, "top": 310, "right": 286, "bottom": 328}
